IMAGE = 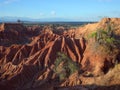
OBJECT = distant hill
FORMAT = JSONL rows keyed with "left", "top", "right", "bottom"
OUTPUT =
{"left": 0, "top": 16, "right": 79, "bottom": 22}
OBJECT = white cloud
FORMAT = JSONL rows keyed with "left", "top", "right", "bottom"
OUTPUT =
{"left": 4, "top": 0, "right": 19, "bottom": 4}
{"left": 0, "top": 0, "right": 19, "bottom": 6}
{"left": 51, "top": 11, "right": 56, "bottom": 16}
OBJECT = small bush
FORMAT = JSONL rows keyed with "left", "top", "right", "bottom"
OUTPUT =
{"left": 53, "top": 52, "right": 80, "bottom": 81}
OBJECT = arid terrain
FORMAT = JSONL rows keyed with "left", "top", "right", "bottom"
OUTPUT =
{"left": 0, "top": 18, "right": 120, "bottom": 90}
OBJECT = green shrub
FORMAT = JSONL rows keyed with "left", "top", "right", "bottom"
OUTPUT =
{"left": 88, "top": 23, "right": 120, "bottom": 55}
{"left": 53, "top": 52, "right": 80, "bottom": 81}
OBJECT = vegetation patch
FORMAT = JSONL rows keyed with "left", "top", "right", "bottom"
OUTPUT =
{"left": 53, "top": 52, "right": 80, "bottom": 81}
{"left": 88, "top": 23, "right": 120, "bottom": 56}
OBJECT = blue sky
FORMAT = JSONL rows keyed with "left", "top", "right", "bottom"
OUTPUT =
{"left": 0, "top": 0, "right": 120, "bottom": 21}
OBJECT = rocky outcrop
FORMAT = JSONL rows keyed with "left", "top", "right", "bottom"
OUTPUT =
{"left": 0, "top": 28, "right": 86, "bottom": 89}
{"left": 75, "top": 18, "right": 120, "bottom": 38}
{"left": 0, "top": 23, "right": 29, "bottom": 46}
{"left": 81, "top": 44, "right": 116, "bottom": 76}
{"left": 0, "top": 23, "right": 44, "bottom": 46}
{"left": 0, "top": 18, "right": 120, "bottom": 90}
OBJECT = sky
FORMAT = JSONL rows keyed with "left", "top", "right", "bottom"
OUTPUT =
{"left": 0, "top": 0, "right": 120, "bottom": 21}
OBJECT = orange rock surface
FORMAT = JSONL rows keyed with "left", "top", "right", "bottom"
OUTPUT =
{"left": 0, "top": 18, "right": 120, "bottom": 90}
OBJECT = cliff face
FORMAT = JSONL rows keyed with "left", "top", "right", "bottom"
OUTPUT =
{"left": 0, "top": 23, "right": 43, "bottom": 46}
{"left": 0, "top": 18, "right": 120, "bottom": 90}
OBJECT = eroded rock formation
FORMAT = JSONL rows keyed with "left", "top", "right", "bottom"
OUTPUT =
{"left": 0, "top": 18, "right": 120, "bottom": 90}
